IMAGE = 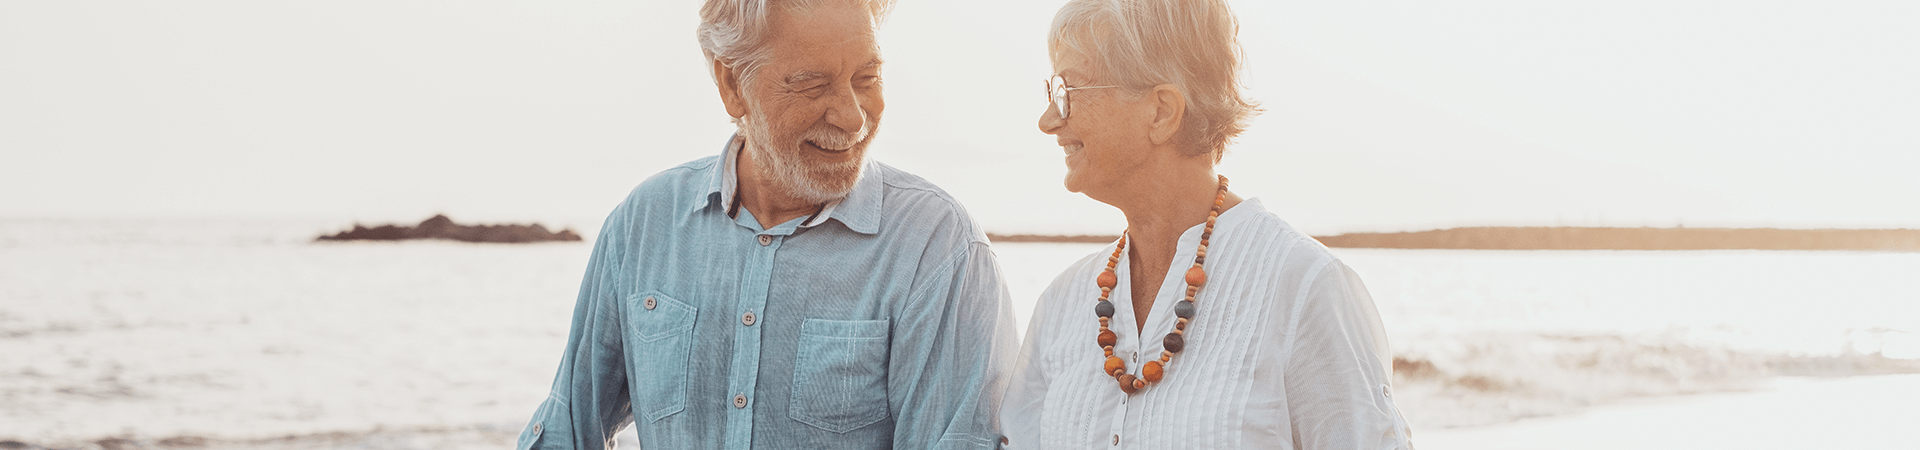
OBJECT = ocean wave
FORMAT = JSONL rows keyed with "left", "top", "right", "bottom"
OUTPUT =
{"left": 1388, "top": 332, "right": 1920, "bottom": 429}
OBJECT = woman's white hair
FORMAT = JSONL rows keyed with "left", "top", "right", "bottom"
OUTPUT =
{"left": 697, "top": 0, "right": 896, "bottom": 90}
{"left": 1050, "top": 0, "right": 1260, "bottom": 161}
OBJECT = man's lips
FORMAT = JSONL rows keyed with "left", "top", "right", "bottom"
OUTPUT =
{"left": 805, "top": 140, "right": 852, "bottom": 153}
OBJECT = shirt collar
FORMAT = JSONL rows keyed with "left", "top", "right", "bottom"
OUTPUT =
{"left": 698, "top": 134, "right": 883, "bottom": 234}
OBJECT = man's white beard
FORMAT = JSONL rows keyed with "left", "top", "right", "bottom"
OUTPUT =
{"left": 738, "top": 111, "right": 874, "bottom": 205}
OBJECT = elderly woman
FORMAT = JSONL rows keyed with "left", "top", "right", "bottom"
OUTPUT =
{"left": 1000, "top": 0, "right": 1412, "bottom": 448}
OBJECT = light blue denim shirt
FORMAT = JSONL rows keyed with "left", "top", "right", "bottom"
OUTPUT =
{"left": 518, "top": 135, "right": 1018, "bottom": 450}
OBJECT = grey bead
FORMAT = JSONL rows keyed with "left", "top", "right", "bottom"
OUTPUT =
{"left": 1095, "top": 300, "right": 1115, "bottom": 318}
{"left": 1173, "top": 300, "right": 1195, "bottom": 319}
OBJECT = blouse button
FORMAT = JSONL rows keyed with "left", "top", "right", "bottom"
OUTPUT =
{"left": 643, "top": 297, "right": 656, "bottom": 310}
{"left": 758, "top": 235, "right": 772, "bottom": 246}
{"left": 742, "top": 311, "right": 757, "bottom": 326}
{"left": 733, "top": 393, "right": 748, "bottom": 408}
{"left": 1382, "top": 385, "right": 1393, "bottom": 397}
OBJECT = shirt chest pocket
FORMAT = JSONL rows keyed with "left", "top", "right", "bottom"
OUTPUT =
{"left": 627, "top": 291, "right": 697, "bottom": 423}
{"left": 789, "top": 318, "right": 892, "bottom": 433}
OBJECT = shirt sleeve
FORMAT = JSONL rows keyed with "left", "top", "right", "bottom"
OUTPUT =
{"left": 1000, "top": 257, "right": 1079, "bottom": 450}
{"left": 517, "top": 205, "right": 636, "bottom": 450}
{"left": 1283, "top": 261, "right": 1412, "bottom": 450}
{"left": 888, "top": 241, "right": 1020, "bottom": 450}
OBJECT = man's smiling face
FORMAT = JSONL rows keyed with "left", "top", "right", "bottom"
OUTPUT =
{"left": 737, "top": 0, "right": 885, "bottom": 204}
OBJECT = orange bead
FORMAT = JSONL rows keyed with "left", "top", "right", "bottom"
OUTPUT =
{"left": 1142, "top": 360, "right": 1164, "bottom": 382}
{"left": 1132, "top": 378, "right": 1147, "bottom": 390}
{"left": 1105, "top": 356, "right": 1126, "bottom": 376}
{"left": 1097, "top": 271, "right": 1117, "bottom": 288}
{"left": 1185, "top": 266, "right": 1206, "bottom": 286}
{"left": 1097, "top": 329, "right": 1117, "bottom": 347}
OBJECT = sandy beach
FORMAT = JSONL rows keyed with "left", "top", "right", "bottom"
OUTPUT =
{"left": 1418, "top": 374, "right": 1920, "bottom": 449}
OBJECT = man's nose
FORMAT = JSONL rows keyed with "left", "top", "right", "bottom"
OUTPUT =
{"left": 825, "top": 86, "right": 867, "bottom": 136}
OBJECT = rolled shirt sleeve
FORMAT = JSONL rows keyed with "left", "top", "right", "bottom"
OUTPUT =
{"left": 890, "top": 241, "right": 1020, "bottom": 450}
{"left": 518, "top": 205, "right": 637, "bottom": 450}
{"left": 1283, "top": 262, "right": 1411, "bottom": 450}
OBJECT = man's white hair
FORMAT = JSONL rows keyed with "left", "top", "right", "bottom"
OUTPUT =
{"left": 697, "top": 0, "right": 896, "bottom": 96}
{"left": 1050, "top": 0, "right": 1260, "bottom": 162}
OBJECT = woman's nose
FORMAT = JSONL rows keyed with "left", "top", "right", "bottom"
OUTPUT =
{"left": 1038, "top": 103, "right": 1064, "bottom": 135}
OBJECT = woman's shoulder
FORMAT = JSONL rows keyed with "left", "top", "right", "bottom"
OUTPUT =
{"left": 1220, "top": 197, "right": 1343, "bottom": 267}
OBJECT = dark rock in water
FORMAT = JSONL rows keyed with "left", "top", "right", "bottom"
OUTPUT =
{"left": 317, "top": 214, "right": 582, "bottom": 243}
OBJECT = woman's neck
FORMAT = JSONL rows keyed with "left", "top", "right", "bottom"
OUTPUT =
{"left": 1101, "top": 164, "right": 1242, "bottom": 333}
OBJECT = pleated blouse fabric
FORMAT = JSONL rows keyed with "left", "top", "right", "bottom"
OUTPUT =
{"left": 1001, "top": 198, "right": 1412, "bottom": 450}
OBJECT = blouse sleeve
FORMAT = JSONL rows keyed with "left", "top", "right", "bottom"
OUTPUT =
{"left": 1282, "top": 261, "right": 1411, "bottom": 450}
{"left": 1000, "top": 258, "right": 1082, "bottom": 449}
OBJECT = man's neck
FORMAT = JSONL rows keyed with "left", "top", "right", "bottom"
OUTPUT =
{"left": 735, "top": 144, "right": 825, "bottom": 230}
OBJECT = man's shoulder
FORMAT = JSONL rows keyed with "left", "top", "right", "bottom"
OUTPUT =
{"left": 618, "top": 155, "right": 722, "bottom": 210}
{"left": 868, "top": 160, "right": 987, "bottom": 245}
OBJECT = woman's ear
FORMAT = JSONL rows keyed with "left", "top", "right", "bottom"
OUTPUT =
{"left": 714, "top": 59, "right": 749, "bottom": 120}
{"left": 1147, "top": 84, "right": 1186, "bottom": 146}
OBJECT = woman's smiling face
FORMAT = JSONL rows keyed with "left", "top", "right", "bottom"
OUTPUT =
{"left": 1038, "top": 47, "right": 1154, "bottom": 198}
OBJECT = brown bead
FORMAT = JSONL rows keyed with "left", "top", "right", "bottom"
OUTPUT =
{"left": 1142, "top": 360, "right": 1164, "bottom": 382}
{"left": 1097, "top": 271, "right": 1117, "bottom": 288}
{"left": 1105, "top": 356, "right": 1126, "bottom": 376}
{"left": 1164, "top": 333, "right": 1186, "bottom": 353}
{"left": 1161, "top": 351, "right": 1174, "bottom": 361}
{"left": 1118, "top": 374, "right": 1139, "bottom": 393}
{"left": 1097, "top": 329, "right": 1117, "bottom": 347}
{"left": 1185, "top": 266, "right": 1206, "bottom": 286}
{"left": 1176, "top": 318, "right": 1189, "bottom": 329}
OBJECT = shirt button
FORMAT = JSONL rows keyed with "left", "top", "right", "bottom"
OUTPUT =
{"left": 643, "top": 296, "right": 656, "bottom": 310}
{"left": 742, "top": 311, "right": 757, "bottom": 326}
{"left": 1113, "top": 435, "right": 1119, "bottom": 445}
{"left": 757, "top": 234, "right": 772, "bottom": 246}
{"left": 533, "top": 423, "right": 542, "bottom": 434}
{"left": 733, "top": 394, "right": 748, "bottom": 408}
{"left": 1383, "top": 385, "right": 1393, "bottom": 397}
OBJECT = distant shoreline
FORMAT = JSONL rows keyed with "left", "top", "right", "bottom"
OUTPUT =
{"left": 991, "top": 227, "right": 1920, "bottom": 251}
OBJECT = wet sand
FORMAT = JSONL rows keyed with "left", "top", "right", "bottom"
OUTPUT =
{"left": 1417, "top": 374, "right": 1920, "bottom": 450}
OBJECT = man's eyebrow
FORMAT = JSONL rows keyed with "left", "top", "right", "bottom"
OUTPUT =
{"left": 784, "top": 71, "right": 830, "bottom": 85}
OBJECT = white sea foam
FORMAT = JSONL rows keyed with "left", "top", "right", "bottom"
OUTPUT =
{"left": 2, "top": 219, "right": 1917, "bottom": 447}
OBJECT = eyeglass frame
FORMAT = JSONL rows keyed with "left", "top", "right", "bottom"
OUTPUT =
{"left": 1045, "top": 75, "right": 1117, "bottom": 119}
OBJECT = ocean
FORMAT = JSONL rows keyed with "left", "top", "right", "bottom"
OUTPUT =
{"left": 3, "top": 218, "right": 1917, "bottom": 448}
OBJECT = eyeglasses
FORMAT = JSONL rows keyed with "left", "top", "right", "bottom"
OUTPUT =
{"left": 1045, "top": 75, "right": 1116, "bottom": 119}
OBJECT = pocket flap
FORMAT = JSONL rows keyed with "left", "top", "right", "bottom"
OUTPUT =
{"left": 800, "top": 318, "right": 891, "bottom": 339}
{"left": 629, "top": 291, "right": 696, "bottom": 342}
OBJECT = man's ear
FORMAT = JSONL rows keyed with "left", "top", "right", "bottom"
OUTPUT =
{"left": 714, "top": 59, "right": 749, "bottom": 120}
{"left": 1147, "top": 84, "right": 1186, "bottom": 146}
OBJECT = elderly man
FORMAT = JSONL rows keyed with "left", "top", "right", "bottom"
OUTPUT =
{"left": 514, "top": 0, "right": 1017, "bottom": 449}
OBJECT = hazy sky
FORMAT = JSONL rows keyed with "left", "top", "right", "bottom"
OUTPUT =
{"left": 3, "top": 1, "right": 1915, "bottom": 235}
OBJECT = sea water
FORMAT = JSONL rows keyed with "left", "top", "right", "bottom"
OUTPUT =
{"left": 3, "top": 219, "right": 1917, "bottom": 446}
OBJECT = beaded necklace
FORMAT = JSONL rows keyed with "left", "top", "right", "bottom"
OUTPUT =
{"left": 1095, "top": 175, "right": 1227, "bottom": 394}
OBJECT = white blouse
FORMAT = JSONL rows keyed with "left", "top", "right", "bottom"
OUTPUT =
{"left": 1001, "top": 198, "right": 1411, "bottom": 450}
